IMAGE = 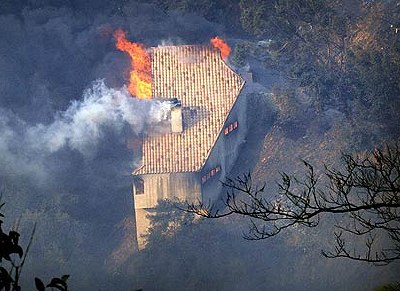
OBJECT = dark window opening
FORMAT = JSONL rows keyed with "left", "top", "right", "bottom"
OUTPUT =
{"left": 134, "top": 177, "right": 145, "bottom": 195}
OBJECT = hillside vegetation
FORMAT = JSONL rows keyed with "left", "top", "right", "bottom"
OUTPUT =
{"left": 0, "top": 0, "right": 398, "bottom": 290}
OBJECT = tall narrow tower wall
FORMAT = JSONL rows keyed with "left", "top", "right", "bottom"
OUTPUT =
{"left": 171, "top": 106, "right": 183, "bottom": 133}
{"left": 200, "top": 90, "right": 248, "bottom": 205}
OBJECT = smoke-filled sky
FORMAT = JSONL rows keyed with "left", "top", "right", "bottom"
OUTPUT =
{"left": 0, "top": 1, "right": 227, "bottom": 289}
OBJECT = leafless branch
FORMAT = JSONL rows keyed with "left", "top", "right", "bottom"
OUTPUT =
{"left": 184, "top": 143, "right": 400, "bottom": 264}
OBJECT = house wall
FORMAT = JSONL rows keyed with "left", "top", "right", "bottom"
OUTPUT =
{"left": 200, "top": 90, "right": 248, "bottom": 205}
{"left": 133, "top": 88, "right": 248, "bottom": 249}
{"left": 134, "top": 208, "right": 152, "bottom": 249}
{"left": 133, "top": 172, "right": 201, "bottom": 248}
{"left": 134, "top": 172, "right": 202, "bottom": 209}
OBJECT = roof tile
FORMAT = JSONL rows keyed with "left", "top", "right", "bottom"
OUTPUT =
{"left": 135, "top": 45, "right": 244, "bottom": 174}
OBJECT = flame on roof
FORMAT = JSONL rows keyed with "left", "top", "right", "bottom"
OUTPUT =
{"left": 135, "top": 45, "right": 244, "bottom": 174}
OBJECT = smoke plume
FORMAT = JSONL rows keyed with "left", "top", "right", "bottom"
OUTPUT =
{"left": 0, "top": 79, "right": 172, "bottom": 187}
{"left": 27, "top": 80, "right": 172, "bottom": 157}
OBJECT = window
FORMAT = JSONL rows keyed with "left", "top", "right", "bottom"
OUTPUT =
{"left": 202, "top": 166, "right": 221, "bottom": 184}
{"left": 134, "top": 177, "right": 144, "bottom": 195}
{"left": 224, "top": 120, "right": 239, "bottom": 136}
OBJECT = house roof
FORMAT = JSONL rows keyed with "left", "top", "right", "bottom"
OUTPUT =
{"left": 134, "top": 45, "right": 244, "bottom": 175}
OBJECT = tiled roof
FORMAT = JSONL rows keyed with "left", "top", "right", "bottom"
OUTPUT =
{"left": 135, "top": 45, "right": 244, "bottom": 174}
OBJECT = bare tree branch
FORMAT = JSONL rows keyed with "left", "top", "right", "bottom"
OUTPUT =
{"left": 184, "top": 143, "right": 400, "bottom": 264}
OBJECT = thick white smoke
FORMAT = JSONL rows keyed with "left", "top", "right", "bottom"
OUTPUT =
{"left": 0, "top": 80, "right": 173, "bottom": 182}
{"left": 0, "top": 78, "right": 178, "bottom": 286}
{"left": 25, "top": 80, "right": 172, "bottom": 156}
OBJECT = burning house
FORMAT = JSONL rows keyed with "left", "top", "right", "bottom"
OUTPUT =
{"left": 115, "top": 32, "right": 247, "bottom": 248}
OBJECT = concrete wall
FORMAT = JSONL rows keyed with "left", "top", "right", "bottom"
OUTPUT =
{"left": 133, "top": 172, "right": 202, "bottom": 248}
{"left": 134, "top": 172, "right": 202, "bottom": 209}
{"left": 134, "top": 208, "right": 152, "bottom": 249}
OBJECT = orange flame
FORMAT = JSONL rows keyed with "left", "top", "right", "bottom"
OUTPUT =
{"left": 210, "top": 37, "right": 231, "bottom": 61}
{"left": 114, "top": 29, "right": 152, "bottom": 99}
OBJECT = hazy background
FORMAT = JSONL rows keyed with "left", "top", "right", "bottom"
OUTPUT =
{"left": 0, "top": 0, "right": 399, "bottom": 290}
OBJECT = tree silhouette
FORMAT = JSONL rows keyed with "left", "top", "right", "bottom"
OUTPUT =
{"left": 0, "top": 202, "right": 69, "bottom": 291}
{"left": 186, "top": 143, "right": 400, "bottom": 265}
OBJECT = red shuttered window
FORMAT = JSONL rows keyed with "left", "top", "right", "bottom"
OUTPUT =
{"left": 224, "top": 121, "right": 239, "bottom": 135}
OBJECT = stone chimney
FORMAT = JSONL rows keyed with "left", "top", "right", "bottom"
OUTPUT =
{"left": 170, "top": 99, "right": 183, "bottom": 133}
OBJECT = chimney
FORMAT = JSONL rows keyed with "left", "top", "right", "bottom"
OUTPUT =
{"left": 170, "top": 99, "right": 183, "bottom": 133}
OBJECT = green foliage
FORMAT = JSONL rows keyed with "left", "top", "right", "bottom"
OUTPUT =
{"left": 237, "top": 0, "right": 400, "bottom": 138}
{"left": 348, "top": 42, "right": 400, "bottom": 128}
{"left": 231, "top": 42, "right": 250, "bottom": 67}
{"left": 239, "top": 0, "right": 269, "bottom": 37}
{"left": 239, "top": 0, "right": 330, "bottom": 40}
{"left": 155, "top": 0, "right": 214, "bottom": 14}
{"left": 137, "top": 0, "right": 242, "bottom": 29}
